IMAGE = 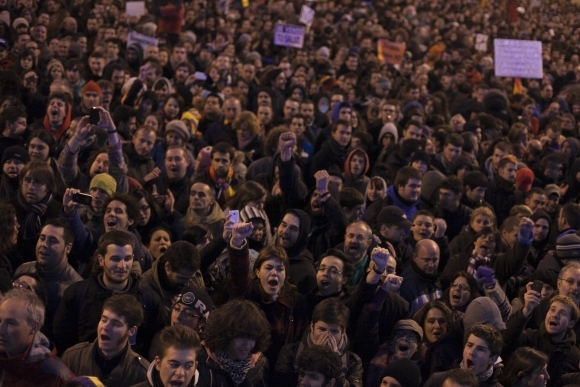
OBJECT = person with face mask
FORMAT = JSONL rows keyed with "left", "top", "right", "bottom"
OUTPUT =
{"left": 275, "top": 298, "right": 363, "bottom": 387}
{"left": 196, "top": 299, "right": 271, "bottom": 387}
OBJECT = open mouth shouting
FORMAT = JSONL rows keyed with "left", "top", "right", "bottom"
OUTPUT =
{"left": 106, "top": 218, "right": 118, "bottom": 229}
{"left": 168, "top": 378, "right": 186, "bottom": 387}
{"left": 347, "top": 243, "right": 359, "bottom": 255}
{"left": 395, "top": 339, "right": 412, "bottom": 358}
{"left": 319, "top": 278, "right": 330, "bottom": 290}
{"left": 464, "top": 358, "right": 475, "bottom": 370}
{"left": 265, "top": 277, "right": 280, "bottom": 294}
{"left": 451, "top": 291, "right": 461, "bottom": 304}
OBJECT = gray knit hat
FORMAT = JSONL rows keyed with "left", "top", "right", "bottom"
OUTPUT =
{"left": 464, "top": 297, "right": 506, "bottom": 331}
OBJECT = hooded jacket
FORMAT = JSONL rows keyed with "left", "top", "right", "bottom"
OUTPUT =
{"left": 0, "top": 331, "right": 74, "bottom": 387}
{"left": 343, "top": 148, "right": 370, "bottom": 196}
{"left": 283, "top": 209, "right": 317, "bottom": 295}
{"left": 529, "top": 210, "right": 552, "bottom": 268}
{"left": 130, "top": 359, "right": 199, "bottom": 387}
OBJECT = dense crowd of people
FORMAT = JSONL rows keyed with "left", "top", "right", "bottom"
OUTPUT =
{"left": 3, "top": 0, "right": 580, "bottom": 386}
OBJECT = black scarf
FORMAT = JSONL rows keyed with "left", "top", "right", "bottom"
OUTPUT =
{"left": 16, "top": 189, "right": 52, "bottom": 241}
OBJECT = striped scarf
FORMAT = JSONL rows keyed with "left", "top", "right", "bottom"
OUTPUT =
{"left": 466, "top": 249, "right": 491, "bottom": 282}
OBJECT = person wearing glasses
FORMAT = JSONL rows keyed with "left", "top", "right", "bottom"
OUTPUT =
{"left": 148, "top": 286, "right": 213, "bottom": 361}
{"left": 275, "top": 298, "right": 363, "bottom": 387}
{"left": 172, "top": 180, "right": 225, "bottom": 241}
{"left": 14, "top": 160, "right": 62, "bottom": 262}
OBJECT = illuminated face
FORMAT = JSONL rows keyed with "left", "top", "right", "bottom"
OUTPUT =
{"left": 463, "top": 334, "right": 495, "bottom": 377}
{"left": 155, "top": 347, "right": 197, "bottom": 387}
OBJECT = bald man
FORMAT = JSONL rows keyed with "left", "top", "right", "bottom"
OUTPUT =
{"left": 399, "top": 239, "right": 443, "bottom": 315}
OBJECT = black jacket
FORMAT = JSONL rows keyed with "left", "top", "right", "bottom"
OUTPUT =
{"left": 484, "top": 175, "right": 523, "bottom": 227}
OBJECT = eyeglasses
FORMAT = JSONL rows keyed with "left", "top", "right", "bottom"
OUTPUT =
{"left": 190, "top": 190, "right": 207, "bottom": 198}
{"left": 317, "top": 266, "right": 342, "bottom": 276}
{"left": 22, "top": 177, "right": 46, "bottom": 189}
{"left": 13, "top": 281, "right": 31, "bottom": 290}
{"left": 450, "top": 283, "right": 470, "bottom": 292}
{"left": 559, "top": 278, "right": 580, "bottom": 288}
{"left": 346, "top": 233, "right": 369, "bottom": 242}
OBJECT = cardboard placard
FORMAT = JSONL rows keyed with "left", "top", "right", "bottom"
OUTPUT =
{"left": 127, "top": 31, "right": 159, "bottom": 50}
{"left": 126, "top": 1, "right": 145, "bottom": 16}
{"left": 475, "top": 33, "right": 488, "bottom": 52}
{"left": 274, "top": 24, "right": 306, "bottom": 48}
{"left": 494, "top": 38, "right": 542, "bottom": 79}
{"left": 377, "top": 40, "right": 406, "bottom": 65}
{"left": 299, "top": 5, "right": 315, "bottom": 25}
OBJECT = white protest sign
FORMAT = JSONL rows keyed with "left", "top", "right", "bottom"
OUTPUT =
{"left": 299, "top": 5, "right": 315, "bottom": 25}
{"left": 126, "top": 1, "right": 145, "bottom": 16}
{"left": 475, "top": 33, "right": 488, "bottom": 52}
{"left": 127, "top": 31, "right": 159, "bottom": 50}
{"left": 274, "top": 24, "right": 306, "bottom": 48}
{"left": 494, "top": 39, "right": 542, "bottom": 79}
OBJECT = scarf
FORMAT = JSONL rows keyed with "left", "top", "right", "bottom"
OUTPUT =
{"left": 466, "top": 249, "right": 491, "bottom": 283}
{"left": 209, "top": 165, "right": 235, "bottom": 201}
{"left": 460, "top": 359, "right": 494, "bottom": 382}
{"left": 215, "top": 349, "right": 251, "bottom": 386}
{"left": 43, "top": 103, "right": 72, "bottom": 140}
{"left": 16, "top": 189, "right": 52, "bottom": 241}
{"left": 185, "top": 203, "right": 224, "bottom": 228}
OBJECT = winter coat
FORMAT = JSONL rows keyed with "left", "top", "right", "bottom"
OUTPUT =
{"left": 502, "top": 308, "right": 580, "bottom": 387}
{"left": 62, "top": 340, "right": 149, "bottom": 386}
{"left": 0, "top": 331, "right": 74, "bottom": 387}
{"left": 400, "top": 261, "right": 443, "bottom": 316}
{"left": 274, "top": 327, "right": 363, "bottom": 387}
{"left": 311, "top": 138, "right": 350, "bottom": 175}
{"left": 217, "top": 242, "right": 310, "bottom": 372}
{"left": 363, "top": 185, "right": 420, "bottom": 232}
{"left": 424, "top": 368, "right": 503, "bottom": 387}
{"left": 484, "top": 175, "right": 523, "bottom": 227}
{"left": 53, "top": 273, "right": 165, "bottom": 356}
{"left": 282, "top": 209, "right": 317, "bottom": 295}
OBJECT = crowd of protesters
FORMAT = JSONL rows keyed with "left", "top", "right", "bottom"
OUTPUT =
{"left": 3, "top": 0, "right": 580, "bottom": 386}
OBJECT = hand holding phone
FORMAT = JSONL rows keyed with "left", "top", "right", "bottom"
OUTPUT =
{"left": 229, "top": 210, "right": 239, "bottom": 224}
{"left": 531, "top": 280, "right": 543, "bottom": 294}
{"left": 89, "top": 108, "right": 100, "bottom": 125}
{"left": 72, "top": 192, "right": 93, "bottom": 206}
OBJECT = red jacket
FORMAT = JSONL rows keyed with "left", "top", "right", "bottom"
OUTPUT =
{"left": 158, "top": 3, "right": 185, "bottom": 35}
{"left": 0, "top": 332, "right": 74, "bottom": 387}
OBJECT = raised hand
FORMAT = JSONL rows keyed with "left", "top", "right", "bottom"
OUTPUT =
{"left": 522, "top": 282, "right": 541, "bottom": 317}
{"left": 476, "top": 266, "right": 496, "bottom": 287}
{"left": 63, "top": 188, "right": 82, "bottom": 213}
{"left": 314, "top": 170, "right": 329, "bottom": 194}
{"left": 164, "top": 189, "right": 175, "bottom": 213}
{"left": 75, "top": 116, "right": 92, "bottom": 140}
{"left": 382, "top": 274, "right": 403, "bottom": 292}
{"left": 231, "top": 222, "right": 254, "bottom": 248}
{"left": 144, "top": 167, "right": 161, "bottom": 183}
{"left": 370, "top": 247, "right": 390, "bottom": 273}
{"left": 278, "top": 132, "right": 296, "bottom": 162}
{"left": 433, "top": 218, "right": 447, "bottom": 239}
{"left": 519, "top": 217, "right": 534, "bottom": 240}
{"left": 222, "top": 212, "right": 236, "bottom": 241}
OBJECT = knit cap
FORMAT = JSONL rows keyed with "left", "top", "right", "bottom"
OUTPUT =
{"left": 556, "top": 234, "right": 580, "bottom": 260}
{"left": 464, "top": 297, "right": 506, "bottom": 331}
{"left": 82, "top": 80, "right": 102, "bottom": 98}
{"left": 90, "top": 173, "right": 117, "bottom": 197}
{"left": 166, "top": 120, "right": 190, "bottom": 141}
{"left": 381, "top": 358, "right": 421, "bottom": 387}
{"left": 173, "top": 286, "right": 213, "bottom": 319}
{"left": 515, "top": 167, "right": 534, "bottom": 192}
{"left": 2, "top": 145, "right": 29, "bottom": 165}
{"left": 69, "top": 376, "right": 105, "bottom": 387}
{"left": 379, "top": 123, "right": 398, "bottom": 144}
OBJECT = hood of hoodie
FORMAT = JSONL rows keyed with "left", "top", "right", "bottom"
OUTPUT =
{"left": 283, "top": 209, "right": 311, "bottom": 257}
{"left": 378, "top": 123, "right": 399, "bottom": 144}
{"left": 127, "top": 43, "right": 143, "bottom": 65}
{"left": 331, "top": 101, "right": 352, "bottom": 122}
{"left": 420, "top": 170, "right": 446, "bottom": 203}
{"left": 344, "top": 148, "right": 370, "bottom": 178}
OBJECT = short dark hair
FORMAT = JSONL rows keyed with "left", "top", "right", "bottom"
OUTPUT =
{"left": 204, "top": 299, "right": 271, "bottom": 353}
{"left": 463, "top": 171, "right": 488, "bottom": 190}
{"left": 442, "top": 368, "right": 478, "bottom": 387}
{"left": 561, "top": 203, "right": 580, "bottom": 230}
{"left": 439, "top": 176, "right": 463, "bottom": 195}
{"left": 332, "top": 119, "right": 351, "bottom": 132}
{"left": 317, "top": 249, "right": 354, "bottom": 287}
{"left": 464, "top": 324, "right": 503, "bottom": 358}
{"left": 412, "top": 209, "right": 434, "bottom": 221}
{"left": 339, "top": 187, "right": 364, "bottom": 209}
{"left": 296, "top": 345, "right": 342, "bottom": 385}
{"left": 157, "top": 325, "right": 201, "bottom": 359}
{"left": 163, "top": 241, "right": 200, "bottom": 273}
{"left": 394, "top": 166, "right": 422, "bottom": 188}
{"left": 0, "top": 106, "right": 26, "bottom": 128}
{"left": 311, "top": 297, "right": 349, "bottom": 330}
{"left": 103, "top": 294, "right": 144, "bottom": 328}
{"left": 97, "top": 230, "right": 135, "bottom": 257}
{"left": 102, "top": 193, "right": 139, "bottom": 227}
{"left": 206, "top": 92, "right": 224, "bottom": 107}
{"left": 42, "top": 218, "right": 74, "bottom": 247}
{"left": 445, "top": 133, "right": 464, "bottom": 148}
{"left": 525, "top": 187, "right": 545, "bottom": 200}
{"left": 211, "top": 142, "right": 235, "bottom": 162}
